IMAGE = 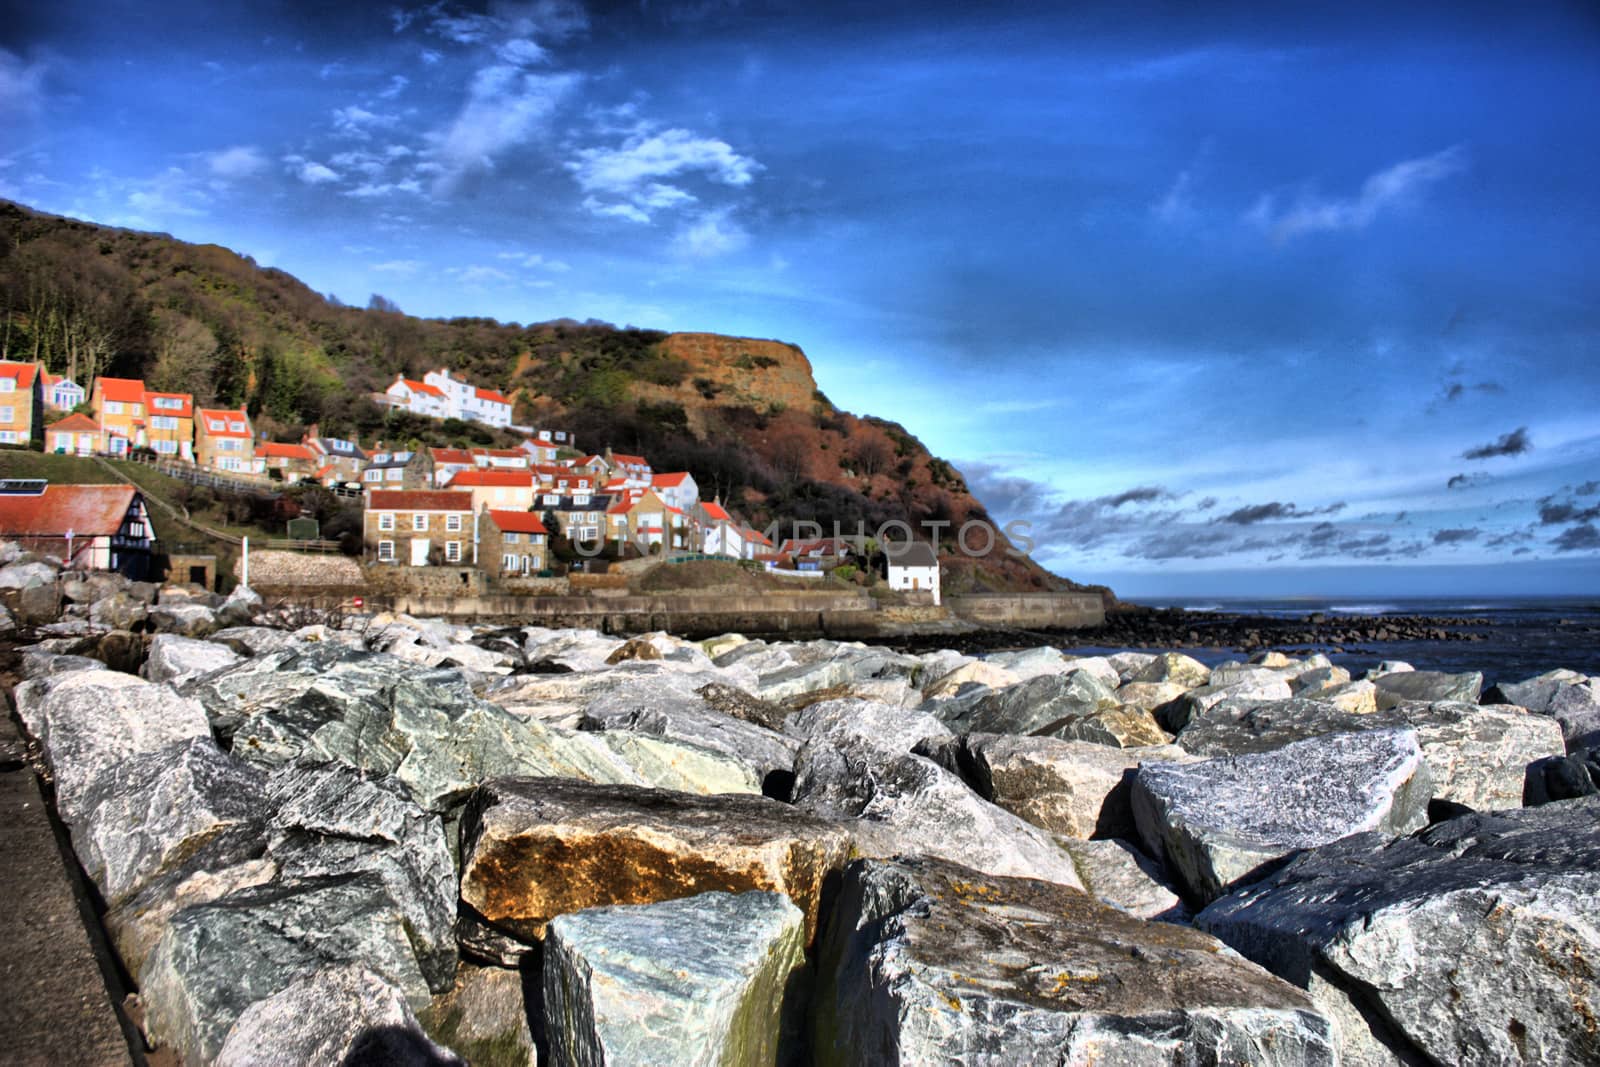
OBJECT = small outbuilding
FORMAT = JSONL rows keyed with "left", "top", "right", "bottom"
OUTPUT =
{"left": 0, "top": 482, "right": 156, "bottom": 578}
{"left": 885, "top": 540, "right": 941, "bottom": 605}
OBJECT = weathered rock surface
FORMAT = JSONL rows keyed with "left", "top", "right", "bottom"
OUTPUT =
{"left": 956, "top": 733, "right": 1194, "bottom": 839}
{"left": 1063, "top": 838, "right": 1185, "bottom": 920}
{"left": 922, "top": 659, "right": 1020, "bottom": 699}
{"left": 1034, "top": 701, "right": 1169, "bottom": 748}
{"left": 1482, "top": 667, "right": 1585, "bottom": 711}
{"left": 1111, "top": 679, "right": 1188, "bottom": 711}
{"left": 1373, "top": 668, "right": 1483, "bottom": 708}
{"left": 71, "top": 738, "right": 269, "bottom": 907}
{"left": 420, "top": 965, "right": 537, "bottom": 1067}
{"left": 1130, "top": 650, "right": 1212, "bottom": 688}
{"left": 1133, "top": 729, "right": 1432, "bottom": 904}
{"left": 140, "top": 873, "right": 433, "bottom": 1065}
{"left": 579, "top": 676, "right": 798, "bottom": 782}
{"left": 544, "top": 891, "right": 805, "bottom": 1067}
{"left": 785, "top": 698, "right": 951, "bottom": 812}
{"left": 1198, "top": 798, "right": 1600, "bottom": 1067}
{"left": 215, "top": 965, "right": 460, "bottom": 1067}
{"left": 1177, "top": 698, "right": 1563, "bottom": 811}
{"left": 143, "top": 633, "right": 242, "bottom": 687}
{"left": 1523, "top": 748, "right": 1600, "bottom": 805}
{"left": 812, "top": 855, "right": 1335, "bottom": 1065}
{"left": 458, "top": 777, "right": 856, "bottom": 946}
{"left": 935, "top": 670, "right": 1120, "bottom": 736}
{"left": 149, "top": 601, "right": 220, "bottom": 637}
{"left": 1156, "top": 676, "right": 1294, "bottom": 734}
{"left": 89, "top": 591, "right": 149, "bottom": 631}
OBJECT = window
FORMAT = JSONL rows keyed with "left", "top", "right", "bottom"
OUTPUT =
{"left": 504, "top": 532, "right": 521, "bottom": 544}
{"left": 414, "top": 514, "right": 429, "bottom": 531}
{"left": 229, "top": 421, "right": 246, "bottom": 433}
{"left": 155, "top": 396, "right": 183, "bottom": 410}
{"left": 446, "top": 514, "right": 463, "bottom": 532}
{"left": 220, "top": 439, "right": 240, "bottom": 452}
{"left": 151, "top": 415, "right": 178, "bottom": 430}
{"left": 0, "top": 379, "right": 12, "bottom": 392}
{"left": 132, "top": 404, "right": 143, "bottom": 417}
{"left": 105, "top": 401, "right": 123, "bottom": 414}
{"left": 574, "top": 494, "right": 590, "bottom": 505}
{"left": 0, "top": 406, "right": 13, "bottom": 423}
{"left": 543, "top": 494, "right": 558, "bottom": 505}
{"left": 154, "top": 440, "right": 178, "bottom": 454}
{"left": 0, "top": 430, "right": 15, "bottom": 443}
{"left": 364, "top": 470, "right": 381, "bottom": 482}
{"left": 445, "top": 540, "right": 462, "bottom": 562}
{"left": 378, "top": 513, "right": 395, "bottom": 531}
{"left": 378, "top": 540, "right": 395, "bottom": 561}
{"left": 503, "top": 553, "right": 519, "bottom": 570}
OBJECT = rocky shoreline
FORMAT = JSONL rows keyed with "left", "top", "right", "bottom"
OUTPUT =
{"left": 2, "top": 546, "right": 1599, "bottom": 1065}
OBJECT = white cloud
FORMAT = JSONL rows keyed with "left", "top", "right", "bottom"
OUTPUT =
{"left": 333, "top": 105, "right": 396, "bottom": 138}
{"left": 345, "top": 178, "right": 423, "bottom": 198}
{"left": 329, "top": 150, "right": 387, "bottom": 177}
{"left": 570, "top": 127, "right": 760, "bottom": 222}
{"left": 0, "top": 47, "right": 47, "bottom": 119}
{"left": 673, "top": 207, "right": 749, "bottom": 259}
{"left": 421, "top": 49, "right": 444, "bottom": 65}
{"left": 495, "top": 250, "right": 571, "bottom": 271}
{"left": 371, "top": 258, "right": 423, "bottom": 274}
{"left": 450, "top": 264, "right": 513, "bottom": 284}
{"left": 1249, "top": 146, "right": 1467, "bottom": 242}
{"left": 206, "top": 145, "right": 267, "bottom": 179}
{"left": 1151, "top": 168, "right": 1195, "bottom": 224}
{"left": 429, "top": 66, "right": 581, "bottom": 191}
{"left": 378, "top": 74, "right": 410, "bottom": 99}
{"left": 295, "top": 160, "right": 341, "bottom": 184}
{"left": 496, "top": 38, "right": 548, "bottom": 66}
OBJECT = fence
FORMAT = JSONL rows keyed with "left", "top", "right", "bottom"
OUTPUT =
{"left": 262, "top": 539, "right": 344, "bottom": 553}
{"left": 120, "top": 453, "right": 362, "bottom": 500}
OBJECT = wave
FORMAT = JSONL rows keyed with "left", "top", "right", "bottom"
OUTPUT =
{"left": 1327, "top": 603, "right": 1403, "bottom": 615}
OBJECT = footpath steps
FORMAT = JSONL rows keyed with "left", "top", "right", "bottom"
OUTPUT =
{"left": 0, "top": 706, "right": 133, "bottom": 1065}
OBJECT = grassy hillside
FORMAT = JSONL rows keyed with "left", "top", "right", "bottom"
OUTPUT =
{"left": 0, "top": 199, "right": 1100, "bottom": 595}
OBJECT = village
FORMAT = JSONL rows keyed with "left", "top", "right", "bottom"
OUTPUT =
{"left": 0, "top": 359, "right": 946, "bottom": 603}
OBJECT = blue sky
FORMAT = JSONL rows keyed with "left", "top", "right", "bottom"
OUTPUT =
{"left": 4, "top": 0, "right": 1599, "bottom": 596}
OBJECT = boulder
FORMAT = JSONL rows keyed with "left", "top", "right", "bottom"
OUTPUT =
{"left": 935, "top": 670, "right": 1120, "bottom": 736}
{"left": 18, "top": 649, "right": 105, "bottom": 679}
{"left": 1198, "top": 798, "right": 1600, "bottom": 1067}
{"left": 264, "top": 763, "right": 459, "bottom": 992}
{"left": 70, "top": 738, "right": 269, "bottom": 907}
{"left": 62, "top": 573, "right": 126, "bottom": 604}
{"left": 1208, "top": 663, "right": 1295, "bottom": 689}
{"left": 14, "top": 670, "right": 213, "bottom": 822}
{"left": 569, "top": 729, "right": 763, "bottom": 797}
{"left": 922, "top": 659, "right": 1021, "bottom": 699}
{"left": 149, "top": 602, "right": 220, "bottom": 637}
{"left": 812, "top": 856, "right": 1335, "bottom": 1065}
{"left": 1290, "top": 664, "right": 1352, "bottom": 694}
{"left": 1250, "top": 650, "right": 1296, "bottom": 668}
{"left": 756, "top": 645, "right": 920, "bottom": 704}
{"left": 215, "top": 965, "right": 461, "bottom": 1067}
{"left": 1132, "top": 729, "right": 1432, "bottom": 904}
{"left": 1062, "top": 838, "right": 1184, "bottom": 920}
{"left": 107, "top": 850, "right": 279, "bottom": 984}
{"left": 957, "top": 733, "right": 1195, "bottom": 840}
{"left": 1523, "top": 748, "right": 1600, "bottom": 805}
{"left": 1155, "top": 676, "right": 1294, "bottom": 734}
{"left": 1056, "top": 654, "right": 1121, "bottom": 690}
{"left": 1111, "top": 680, "right": 1188, "bottom": 711}
{"left": 95, "top": 628, "right": 145, "bottom": 674}
{"left": 8, "top": 575, "right": 62, "bottom": 625}
{"left": 0, "top": 559, "right": 58, "bottom": 589}
{"left": 1176, "top": 698, "right": 1564, "bottom": 811}
{"left": 1130, "top": 650, "right": 1211, "bottom": 688}
{"left": 544, "top": 891, "right": 805, "bottom": 1067}
{"left": 420, "top": 965, "right": 537, "bottom": 1067}
{"left": 89, "top": 591, "right": 149, "bottom": 631}
{"left": 1373, "top": 669, "right": 1482, "bottom": 708}
{"left": 785, "top": 698, "right": 952, "bottom": 813}
{"left": 1034, "top": 702, "right": 1170, "bottom": 748}
{"left": 140, "top": 873, "right": 433, "bottom": 1065}
{"left": 208, "top": 626, "right": 301, "bottom": 657}
{"left": 981, "top": 645, "right": 1072, "bottom": 679}
{"left": 0, "top": 603, "right": 13, "bottom": 632}
{"left": 579, "top": 676, "right": 799, "bottom": 783}
{"left": 457, "top": 777, "right": 857, "bottom": 947}
{"left": 1482, "top": 668, "right": 1586, "bottom": 712}
{"left": 1364, "top": 660, "right": 1414, "bottom": 679}
{"left": 1546, "top": 679, "right": 1600, "bottom": 751}
{"left": 605, "top": 635, "right": 663, "bottom": 663}
{"left": 143, "top": 634, "right": 242, "bottom": 687}
{"left": 216, "top": 584, "right": 263, "bottom": 627}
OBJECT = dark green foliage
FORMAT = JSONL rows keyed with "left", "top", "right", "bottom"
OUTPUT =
{"left": 733, "top": 353, "right": 780, "bottom": 370}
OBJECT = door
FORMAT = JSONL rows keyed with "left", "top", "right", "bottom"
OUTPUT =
{"left": 411, "top": 538, "right": 430, "bottom": 566}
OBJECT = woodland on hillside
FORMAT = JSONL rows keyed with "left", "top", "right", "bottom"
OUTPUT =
{"left": 0, "top": 200, "right": 1075, "bottom": 591}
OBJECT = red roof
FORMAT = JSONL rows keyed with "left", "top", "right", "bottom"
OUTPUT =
{"left": 367, "top": 490, "right": 474, "bottom": 511}
{"left": 702, "top": 501, "right": 731, "bottom": 521}
{"left": 197, "top": 408, "right": 252, "bottom": 438}
{"left": 472, "top": 447, "right": 526, "bottom": 460}
{"left": 744, "top": 528, "right": 774, "bottom": 546}
{"left": 144, "top": 391, "right": 193, "bottom": 418}
{"left": 432, "top": 447, "right": 476, "bottom": 466}
{"left": 258, "top": 441, "right": 314, "bottom": 461}
{"left": 488, "top": 510, "right": 547, "bottom": 535}
{"left": 611, "top": 453, "right": 648, "bottom": 467}
{"left": 652, "top": 472, "right": 691, "bottom": 488}
{"left": 0, "top": 484, "right": 139, "bottom": 537}
{"left": 0, "top": 361, "right": 39, "bottom": 390}
{"left": 96, "top": 376, "right": 145, "bottom": 403}
{"left": 450, "top": 470, "right": 533, "bottom": 487}
{"left": 47, "top": 413, "right": 102, "bottom": 433}
{"left": 400, "top": 378, "right": 446, "bottom": 399}
{"left": 475, "top": 387, "right": 512, "bottom": 405}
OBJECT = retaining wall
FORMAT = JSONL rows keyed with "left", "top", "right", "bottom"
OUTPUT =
{"left": 946, "top": 593, "right": 1105, "bottom": 630}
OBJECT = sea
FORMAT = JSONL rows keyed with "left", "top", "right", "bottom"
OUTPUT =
{"left": 1064, "top": 596, "right": 1600, "bottom": 687}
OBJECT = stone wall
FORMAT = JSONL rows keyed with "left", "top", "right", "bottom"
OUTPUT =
{"left": 946, "top": 593, "right": 1104, "bottom": 630}
{"left": 236, "top": 551, "right": 364, "bottom": 590}
{"left": 501, "top": 576, "right": 570, "bottom": 596}
{"left": 363, "top": 565, "right": 488, "bottom": 598}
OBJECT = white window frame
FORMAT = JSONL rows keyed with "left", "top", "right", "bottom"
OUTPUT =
{"left": 414, "top": 514, "right": 429, "bottom": 531}
{"left": 503, "top": 553, "right": 519, "bottom": 571}
{"left": 445, "top": 540, "right": 462, "bottom": 562}
{"left": 446, "top": 513, "right": 463, "bottom": 532}
{"left": 105, "top": 400, "right": 123, "bottom": 414}
{"left": 378, "top": 540, "right": 395, "bottom": 561}
{"left": 379, "top": 513, "right": 395, "bottom": 531}
{"left": 504, "top": 532, "right": 521, "bottom": 544}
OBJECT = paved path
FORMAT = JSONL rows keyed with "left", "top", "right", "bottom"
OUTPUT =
{"left": 0, "top": 705, "right": 132, "bottom": 1065}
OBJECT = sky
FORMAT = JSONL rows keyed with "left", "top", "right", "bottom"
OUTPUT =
{"left": 3, "top": 0, "right": 1599, "bottom": 597}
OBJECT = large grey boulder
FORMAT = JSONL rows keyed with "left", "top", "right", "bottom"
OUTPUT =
{"left": 149, "top": 601, "right": 221, "bottom": 637}
{"left": 755, "top": 645, "right": 921, "bottom": 704}
{"left": 264, "top": 763, "right": 458, "bottom": 992}
{"left": 107, "top": 849, "right": 279, "bottom": 984}
{"left": 1373, "top": 669, "right": 1483, "bottom": 708}
{"left": 215, "top": 965, "right": 461, "bottom": 1067}
{"left": 956, "top": 733, "right": 1195, "bottom": 839}
{"left": 982, "top": 645, "right": 1073, "bottom": 679}
{"left": 0, "top": 559, "right": 58, "bottom": 589}
{"left": 70, "top": 738, "right": 269, "bottom": 907}
{"left": 1033, "top": 701, "right": 1169, "bottom": 748}
{"left": 812, "top": 855, "right": 1335, "bottom": 1065}
{"left": 1177, "top": 698, "right": 1563, "bottom": 811}
{"left": 1156, "top": 676, "right": 1294, "bottom": 733}
{"left": 1546, "top": 678, "right": 1600, "bottom": 751}
{"left": 1198, "top": 798, "right": 1600, "bottom": 1067}
{"left": 208, "top": 626, "right": 301, "bottom": 657}
{"left": 1483, "top": 668, "right": 1586, "bottom": 712}
{"left": 14, "top": 670, "right": 213, "bottom": 821}
{"left": 89, "top": 591, "right": 149, "bottom": 631}
{"left": 62, "top": 572, "right": 126, "bottom": 604}
{"left": 140, "top": 873, "right": 433, "bottom": 1065}
{"left": 1062, "top": 838, "right": 1185, "bottom": 920}
{"left": 143, "top": 633, "right": 242, "bottom": 687}
{"left": 1133, "top": 729, "right": 1432, "bottom": 904}
{"left": 457, "top": 777, "right": 857, "bottom": 949}
{"left": 785, "top": 698, "right": 951, "bottom": 813}
{"left": 1130, "top": 650, "right": 1212, "bottom": 688}
{"left": 934, "top": 670, "right": 1120, "bottom": 736}
{"left": 420, "top": 965, "right": 537, "bottom": 1067}
{"left": 544, "top": 891, "right": 806, "bottom": 1067}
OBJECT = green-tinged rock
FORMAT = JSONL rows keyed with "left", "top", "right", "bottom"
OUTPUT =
{"left": 421, "top": 965, "right": 537, "bottom": 1067}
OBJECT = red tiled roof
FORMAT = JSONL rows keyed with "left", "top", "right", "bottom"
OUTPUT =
{"left": 46, "top": 413, "right": 102, "bottom": 435}
{"left": 432, "top": 447, "right": 476, "bottom": 465}
{"left": 701, "top": 501, "right": 731, "bottom": 521}
{"left": 400, "top": 378, "right": 446, "bottom": 399}
{"left": 488, "top": 510, "right": 547, "bottom": 534}
{"left": 475, "top": 387, "right": 512, "bottom": 405}
{"left": 652, "top": 472, "right": 691, "bottom": 488}
{"left": 450, "top": 470, "right": 533, "bottom": 487}
{"left": 367, "top": 490, "right": 474, "bottom": 511}
{"left": 0, "top": 361, "right": 39, "bottom": 390}
{"left": 0, "top": 484, "right": 138, "bottom": 537}
{"left": 744, "top": 528, "right": 774, "bottom": 546}
{"left": 197, "top": 408, "right": 252, "bottom": 438}
{"left": 611, "top": 453, "right": 648, "bottom": 467}
{"left": 143, "top": 391, "right": 193, "bottom": 418}
{"left": 95, "top": 376, "right": 145, "bottom": 403}
{"left": 258, "top": 442, "right": 314, "bottom": 460}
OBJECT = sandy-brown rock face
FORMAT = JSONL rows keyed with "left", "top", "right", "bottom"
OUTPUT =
{"left": 457, "top": 777, "right": 857, "bottom": 945}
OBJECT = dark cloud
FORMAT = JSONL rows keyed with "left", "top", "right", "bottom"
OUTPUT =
{"left": 1536, "top": 497, "right": 1600, "bottom": 525}
{"left": 1428, "top": 379, "right": 1507, "bottom": 414}
{"left": 1553, "top": 523, "right": 1600, "bottom": 552}
{"left": 1461, "top": 426, "right": 1532, "bottom": 460}
{"left": 1446, "top": 472, "right": 1489, "bottom": 490}
{"left": 1215, "top": 500, "right": 1346, "bottom": 525}
{"left": 1432, "top": 528, "right": 1481, "bottom": 544}
{"left": 1102, "top": 485, "right": 1175, "bottom": 508}
{"left": 1577, "top": 481, "right": 1600, "bottom": 496}
{"left": 1194, "top": 496, "right": 1218, "bottom": 511}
